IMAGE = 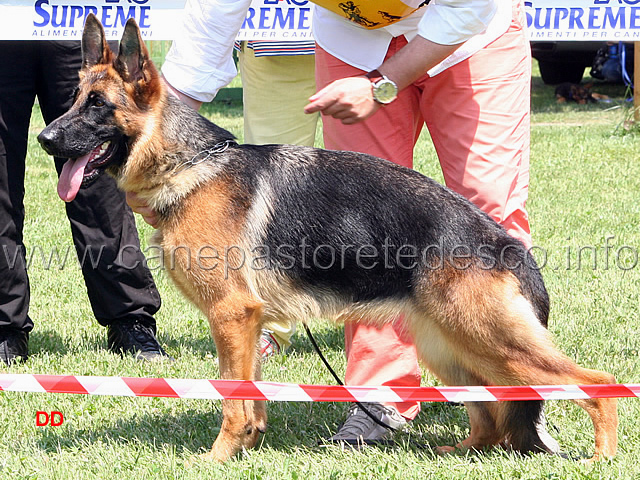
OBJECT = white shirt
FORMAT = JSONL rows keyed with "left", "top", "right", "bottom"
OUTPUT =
{"left": 162, "top": 0, "right": 512, "bottom": 102}
{"left": 312, "top": 0, "right": 512, "bottom": 74}
{"left": 162, "top": 0, "right": 252, "bottom": 103}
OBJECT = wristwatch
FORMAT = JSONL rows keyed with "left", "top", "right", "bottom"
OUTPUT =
{"left": 366, "top": 69, "right": 398, "bottom": 105}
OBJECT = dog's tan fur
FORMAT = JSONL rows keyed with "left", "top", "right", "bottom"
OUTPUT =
{"left": 40, "top": 16, "right": 618, "bottom": 464}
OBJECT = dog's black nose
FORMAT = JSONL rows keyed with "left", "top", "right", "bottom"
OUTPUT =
{"left": 37, "top": 128, "right": 58, "bottom": 155}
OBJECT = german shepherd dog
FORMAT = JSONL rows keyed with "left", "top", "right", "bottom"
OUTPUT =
{"left": 38, "top": 15, "right": 618, "bottom": 463}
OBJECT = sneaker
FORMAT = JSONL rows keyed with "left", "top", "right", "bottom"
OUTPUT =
{"left": 107, "top": 319, "right": 172, "bottom": 362}
{"left": 260, "top": 329, "right": 281, "bottom": 360}
{"left": 0, "top": 328, "right": 29, "bottom": 365}
{"left": 327, "top": 402, "right": 407, "bottom": 446}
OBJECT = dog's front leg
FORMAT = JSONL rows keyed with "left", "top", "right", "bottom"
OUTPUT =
{"left": 202, "top": 294, "right": 267, "bottom": 462}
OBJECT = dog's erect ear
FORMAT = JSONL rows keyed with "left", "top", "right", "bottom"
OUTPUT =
{"left": 115, "top": 18, "right": 152, "bottom": 83}
{"left": 82, "top": 13, "right": 111, "bottom": 68}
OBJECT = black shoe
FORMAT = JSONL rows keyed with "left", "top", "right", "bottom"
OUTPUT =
{"left": 107, "top": 319, "right": 173, "bottom": 362}
{"left": 0, "top": 328, "right": 29, "bottom": 365}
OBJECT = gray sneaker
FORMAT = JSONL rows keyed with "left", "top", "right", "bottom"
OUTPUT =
{"left": 327, "top": 402, "right": 406, "bottom": 446}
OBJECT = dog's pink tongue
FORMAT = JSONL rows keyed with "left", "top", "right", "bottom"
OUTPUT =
{"left": 57, "top": 153, "right": 91, "bottom": 202}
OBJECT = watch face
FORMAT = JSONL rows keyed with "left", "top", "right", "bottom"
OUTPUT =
{"left": 374, "top": 79, "right": 398, "bottom": 104}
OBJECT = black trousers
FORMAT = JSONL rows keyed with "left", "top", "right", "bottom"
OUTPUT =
{"left": 0, "top": 41, "right": 161, "bottom": 332}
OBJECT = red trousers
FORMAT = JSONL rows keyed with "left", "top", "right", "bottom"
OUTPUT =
{"left": 315, "top": 0, "right": 531, "bottom": 419}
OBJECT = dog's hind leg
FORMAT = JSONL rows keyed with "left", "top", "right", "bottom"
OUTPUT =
{"left": 576, "top": 382, "right": 619, "bottom": 463}
{"left": 201, "top": 291, "right": 267, "bottom": 463}
{"left": 423, "top": 359, "right": 516, "bottom": 454}
{"left": 436, "top": 400, "right": 545, "bottom": 455}
{"left": 416, "top": 326, "right": 617, "bottom": 460}
{"left": 406, "top": 330, "right": 507, "bottom": 454}
{"left": 423, "top": 358, "right": 547, "bottom": 456}
{"left": 516, "top": 365, "right": 618, "bottom": 463}
{"left": 412, "top": 267, "right": 617, "bottom": 462}
{"left": 485, "top": 359, "right": 618, "bottom": 462}
{"left": 465, "top": 288, "right": 619, "bottom": 462}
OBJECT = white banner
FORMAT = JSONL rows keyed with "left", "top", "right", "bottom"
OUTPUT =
{"left": 525, "top": 0, "right": 640, "bottom": 41}
{"left": 0, "top": 0, "right": 313, "bottom": 41}
{"left": 0, "top": 1, "right": 639, "bottom": 41}
{"left": 0, "top": 0, "right": 186, "bottom": 40}
{"left": 237, "top": 0, "right": 314, "bottom": 41}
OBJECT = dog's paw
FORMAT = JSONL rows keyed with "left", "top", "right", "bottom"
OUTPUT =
{"left": 183, "top": 450, "right": 227, "bottom": 466}
{"left": 435, "top": 445, "right": 458, "bottom": 455}
{"left": 580, "top": 453, "right": 615, "bottom": 465}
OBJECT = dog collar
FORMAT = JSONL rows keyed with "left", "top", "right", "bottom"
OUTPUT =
{"left": 173, "top": 139, "right": 237, "bottom": 176}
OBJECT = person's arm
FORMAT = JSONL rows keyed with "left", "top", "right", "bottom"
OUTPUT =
{"left": 163, "top": 77, "right": 202, "bottom": 110}
{"left": 161, "top": 0, "right": 252, "bottom": 105}
{"left": 304, "top": 37, "right": 459, "bottom": 124}
{"left": 304, "top": 0, "right": 498, "bottom": 124}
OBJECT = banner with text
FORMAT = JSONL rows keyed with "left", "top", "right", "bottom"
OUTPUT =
{"left": 0, "top": 0, "right": 313, "bottom": 41}
{"left": 237, "top": 0, "right": 313, "bottom": 41}
{"left": 525, "top": 0, "right": 640, "bottom": 41}
{"left": 0, "top": 1, "right": 639, "bottom": 41}
{"left": 0, "top": 0, "right": 186, "bottom": 40}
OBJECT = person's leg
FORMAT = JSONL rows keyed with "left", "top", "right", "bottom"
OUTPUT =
{"left": 0, "top": 41, "right": 38, "bottom": 364}
{"left": 315, "top": 39, "right": 423, "bottom": 426}
{"left": 239, "top": 45, "right": 319, "bottom": 147}
{"left": 238, "top": 44, "right": 319, "bottom": 355}
{"left": 419, "top": 2, "right": 532, "bottom": 247}
{"left": 36, "top": 41, "right": 166, "bottom": 360}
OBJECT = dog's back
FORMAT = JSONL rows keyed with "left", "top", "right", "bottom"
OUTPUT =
{"left": 208, "top": 144, "right": 549, "bottom": 329}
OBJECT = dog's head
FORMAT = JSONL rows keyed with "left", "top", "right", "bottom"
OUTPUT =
{"left": 38, "top": 13, "right": 162, "bottom": 202}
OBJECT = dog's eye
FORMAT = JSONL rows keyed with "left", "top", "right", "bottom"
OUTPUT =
{"left": 88, "top": 92, "right": 106, "bottom": 108}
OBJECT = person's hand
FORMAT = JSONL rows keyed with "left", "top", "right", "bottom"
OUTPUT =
{"left": 304, "top": 76, "right": 381, "bottom": 125}
{"left": 304, "top": 36, "right": 461, "bottom": 126}
{"left": 126, "top": 192, "right": 159, "bottom": 228}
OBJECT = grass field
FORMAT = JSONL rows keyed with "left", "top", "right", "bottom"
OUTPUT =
{"left": 2, "top": 63, "right": 640, "bottom": 479}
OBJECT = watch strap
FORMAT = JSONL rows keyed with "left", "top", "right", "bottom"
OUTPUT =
{"left": 365, "top": 69, "right": 384, "bottom": 84}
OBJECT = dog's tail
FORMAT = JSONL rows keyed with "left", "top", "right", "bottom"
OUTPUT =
{"left": 492, "top": 238, "right": 553, "bottom": 453}
{"left": 499, "top": 400, "right": 556, "bottom": 454}
{"left": 498, "top": 237, "right": 550, "bottom": 328}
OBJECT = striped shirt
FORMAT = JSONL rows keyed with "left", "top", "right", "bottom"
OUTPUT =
{"left": 235, "top": 40, "right": 316, "bottom": 57}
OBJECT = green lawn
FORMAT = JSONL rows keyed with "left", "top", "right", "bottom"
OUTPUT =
{"left": 2, "top": 64, "right": 640, "bottom": 479}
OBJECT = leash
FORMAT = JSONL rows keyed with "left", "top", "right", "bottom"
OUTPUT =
{"left": 172, "top": 139, "right": 237, "bottom": 176}
{"left": 302, "top": 323, "right": 399, "bottom": 436}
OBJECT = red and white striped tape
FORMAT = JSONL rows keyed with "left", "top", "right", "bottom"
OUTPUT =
{"left": 1, "top": 374, "right": 639, "bottom": 402}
